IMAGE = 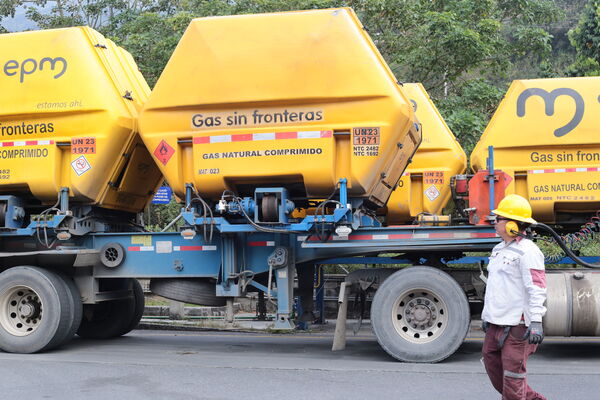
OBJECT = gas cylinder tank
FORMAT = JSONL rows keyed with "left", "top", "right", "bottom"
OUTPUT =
{"left": 0, "top": 27, "right": 163, "bottom": 213}
{"left": 471, "top": 77, "right": 600, "bottom": 225}
{"left": 385, "top": 83, "right": 466, "bottom": 224}
{"left": 139, "top": 8, "right": 421, "bottom": 209}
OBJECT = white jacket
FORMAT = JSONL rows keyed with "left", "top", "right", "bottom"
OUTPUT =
{"left": 481, "top": 238, "right": 547, "bottom": 326}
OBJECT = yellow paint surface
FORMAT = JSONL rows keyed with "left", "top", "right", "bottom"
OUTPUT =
{"left": 0, "top": 27, "right": 162, "bottom": 212}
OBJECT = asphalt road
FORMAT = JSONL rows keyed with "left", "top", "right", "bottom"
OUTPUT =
{"left": 1, "top": 328, "right": 599, "bottom": 400}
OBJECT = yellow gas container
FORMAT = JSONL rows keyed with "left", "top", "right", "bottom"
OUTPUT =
{"left": 139, "top": 8, "right": 420, "bottom": 208}
{"left": 471, "top": 77, "right": 600, "bottom": 224}
{"left": 0, "top": 27, "right": 162, "bottom": 213}
{"left": 385, "top": 83, "right": 467, "bottom": 224}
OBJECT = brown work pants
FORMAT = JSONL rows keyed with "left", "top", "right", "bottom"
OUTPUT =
{"left": 482, "top": 324, "right": 547, "bottom": 400}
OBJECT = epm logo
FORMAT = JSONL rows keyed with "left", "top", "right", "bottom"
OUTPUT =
{"left": 3, "top": 57, "right": 67, "bottom": 83}
{"left": 516, "top": 88, "right": 584, "bottom": 138}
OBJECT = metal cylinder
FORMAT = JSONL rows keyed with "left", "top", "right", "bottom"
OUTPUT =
{"left": 544, "top": 271, "right": 600, "bottom": 336}
{"left": 544, "top": 273, "right": 571, "bottom": 336}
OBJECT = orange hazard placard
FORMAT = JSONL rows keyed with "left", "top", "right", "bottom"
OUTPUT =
{"left": 352, "top": 127, "right": 380, "bottom": 145}
{"left": 352, "top": 127, "right": 380, "bottom": 157}
{"left": 424, "top": 171, "right": 444, "bottom": 185}
{"left": 153, "top": 140, "right": 175, "bottom": 166}
{"left": 71, "top": 137, "right": 96, "bottom": 154}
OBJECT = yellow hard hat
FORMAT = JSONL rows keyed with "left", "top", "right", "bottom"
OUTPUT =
{"left": 492, "top": 194, "right": 536, "bottom": 224}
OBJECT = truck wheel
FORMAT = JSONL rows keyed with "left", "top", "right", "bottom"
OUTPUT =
{"left": 54, "top": 273, "right": 83, "bottom": 347}
{"left": 371, "top": 266, "right": 470, "bottom": 363}
{"left": 0, "top": 266, "right": 74, "bottom": 353}
{"left": 150, "top": 278, "right": 226, "bottom": 307}
{"left": 117, "top": 279, "right": 144, "bottom": 336}
{"left": 77, "top": 278, "right": 136, "bottom": 339}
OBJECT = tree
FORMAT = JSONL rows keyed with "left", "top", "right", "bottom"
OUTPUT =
{"left": 0, "top": 0, "right": 43, "bottom": 31}
{"left": 437, "top": 79, "right": 505, "bottom": 154}
{"left": 145, "top": 197, "right": 182, "bottom": 231}
{"left": 103, "top": 10, "right": 191, "bottom": 86}
{"left": 24, "top": 0, "right": 179, "bottom": 30}
{"left": 349, "top": 0, "right": 560, "bottom": 90}
{"left": 568, "top": 0, "right": 600, "bottom": 76}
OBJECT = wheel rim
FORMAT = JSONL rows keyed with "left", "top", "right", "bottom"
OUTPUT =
{"left": 0, "top": 286, "right": 43, "bottom": 336}
{"left": 391, "top": 288, "right": 448, "bottom": 344}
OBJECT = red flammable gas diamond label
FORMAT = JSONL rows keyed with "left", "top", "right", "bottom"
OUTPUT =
{"left": 153, "top": 140, "right": 175, "bottom": 166}
{"left": 424, "top": 185, "right": 440, "bottom": 202}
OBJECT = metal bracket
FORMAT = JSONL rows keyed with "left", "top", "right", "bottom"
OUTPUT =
{"left": 268, "top": 246, "right": 288, "bottom": 269}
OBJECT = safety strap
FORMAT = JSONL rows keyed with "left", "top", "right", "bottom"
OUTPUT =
{"left": 498, "top": 326, "right": 511, "bottom": 349}
{"left": 478, "top": 260, "right": 487, "bottom": 284}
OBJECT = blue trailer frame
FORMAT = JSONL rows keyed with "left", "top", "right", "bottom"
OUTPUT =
{"left": 1, "top": 213, "right": 499, "bottom": 329}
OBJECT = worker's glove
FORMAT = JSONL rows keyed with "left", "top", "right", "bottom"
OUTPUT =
{"left": 523, "top": 321, "right": 544, "bottom": 344}
{"left": 482, "top": 320, "right": 489, "bottom": 333}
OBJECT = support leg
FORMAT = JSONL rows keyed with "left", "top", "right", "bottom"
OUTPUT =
{"left": 225, "top": 298, "right": 234, "bottom": 323}
{"left": 332, "top": 281, "right": 350, "bottom": 351}
{"left": 315, "top": 265, "right": 325, "bottom": 324}
{"left": 216, "top": 235, "right": 241, "bottom": 297}
{"left": 274, "top": 263, "right": 295, "bottom": 330}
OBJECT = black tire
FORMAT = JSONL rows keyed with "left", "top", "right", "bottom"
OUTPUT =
{"left": 0, "top": 266, "right": 74, "bottom": 353}
{"left": 77, "top": 278, "right": 136, "bottom": 339}
{"left": 117, "top": 279, "right": 144, "bottom": 336}
{"left": 55, "top": 274, "right": 83, "bottom": 347}
{"left": 150, "top": 279, "right": 226, "bottom": 307}
{"left": 371, "top": 266, "right": 470, "bottom": 363}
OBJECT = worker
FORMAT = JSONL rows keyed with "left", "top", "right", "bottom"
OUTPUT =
{"left": 481, "top": 194, "right": 547, "bottom": 400}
